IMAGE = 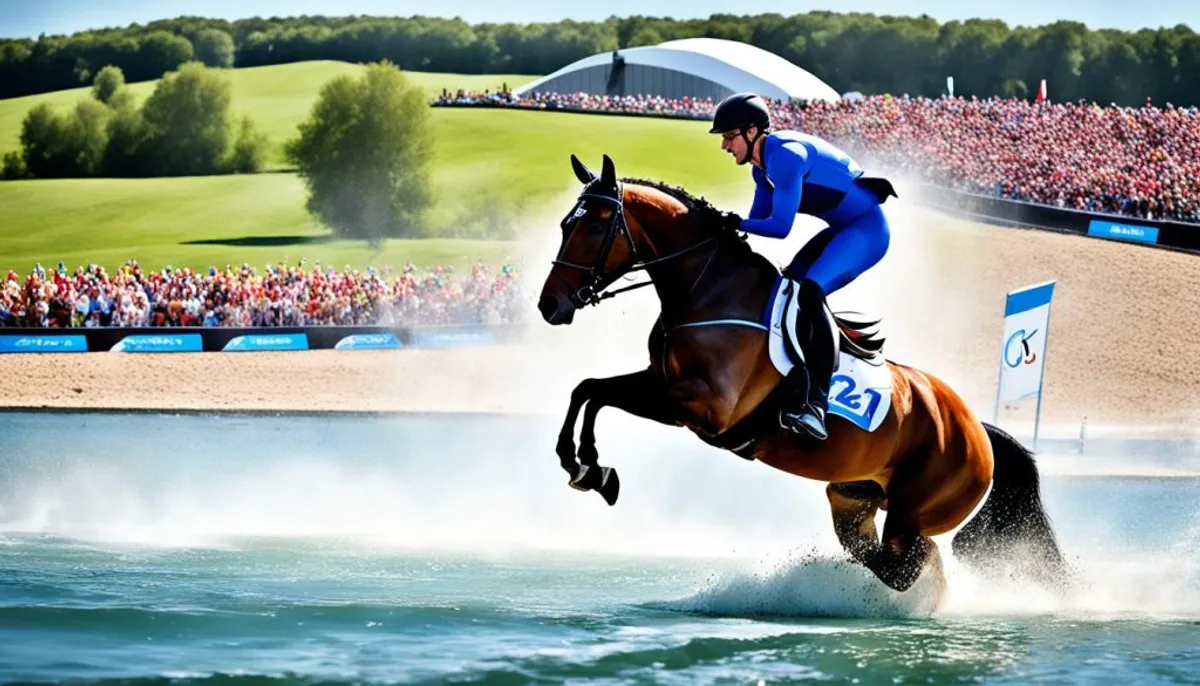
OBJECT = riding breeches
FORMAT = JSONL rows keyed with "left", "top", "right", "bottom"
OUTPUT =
{"left": 783, "top": 204, "right": 891, "bottom": 294}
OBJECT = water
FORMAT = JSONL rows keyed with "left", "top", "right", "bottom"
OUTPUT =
{"left": 2, "top": 411, "right": 1199, "bottom": 684}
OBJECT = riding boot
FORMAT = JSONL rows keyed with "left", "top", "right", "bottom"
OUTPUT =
{"left": 780, "top": 278, "right": 839, "bottom": 440}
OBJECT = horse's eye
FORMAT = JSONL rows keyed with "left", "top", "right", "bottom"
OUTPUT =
{"left": 587, "top": 220, "right": 606, "bottom": 235}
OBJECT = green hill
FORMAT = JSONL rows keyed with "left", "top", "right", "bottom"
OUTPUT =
{"left": 0, "top": 61, "right": 748, "bottom": 275}
{"left": 0, "top": 61, "right": 534, "bottom": 169}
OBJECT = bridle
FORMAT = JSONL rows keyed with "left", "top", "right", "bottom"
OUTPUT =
{"left": 550, "top": 180, "right": 718, "bottom": 309}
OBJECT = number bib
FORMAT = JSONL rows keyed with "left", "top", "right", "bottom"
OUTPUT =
{"left": 826, "top": 353, "right": 892, "bottom": 433}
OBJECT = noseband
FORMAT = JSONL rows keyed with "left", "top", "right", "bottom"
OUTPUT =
{"left": 551, "top": 181, "right": 718, "bottom": 308}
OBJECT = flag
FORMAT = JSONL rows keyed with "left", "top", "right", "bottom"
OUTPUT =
{"left": 997, "top": 281, "right": 1055, "bottom": 403}
{"left": 1035, "top": 79, "right": 1047, "bottom": 104}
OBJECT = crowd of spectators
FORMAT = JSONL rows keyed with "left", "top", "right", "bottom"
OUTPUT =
{"left": 0, "top": 259, "right": 527, "bottom": 329}
{"left": 434, "top": 90, "right": 1200, "bottom": 224}
{"left": 434, "top": 87, "right": 715, "bottom": 119}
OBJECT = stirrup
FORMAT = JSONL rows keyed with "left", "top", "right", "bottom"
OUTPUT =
{"left": 781, "top": 404, "right": 828, "bottom": 440}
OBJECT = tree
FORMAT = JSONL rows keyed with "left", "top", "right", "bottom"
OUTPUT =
{"left": 286, "top": 61, "right": 433, "bottom": 244}
{"left": 102, "top": 95, "right": 149, "bottom": 176}
{"left": 91, "top": 64, "right": 125, "bottom": 103}
{"left": 139, "top": 61, "right": 233, "bottom": 175}
{"left": 2, "top": 151, "right": 28, "bottom": 180}
{"left": 20, "top": 103, "right": 73, "bottom": 177}
{"left": 227, "top": 115, "right": 269, "bottom": 172}
{"left": 194, "top": 29, "right": 235, "bottom": 68}
{"left": 68, "top": 98, "right": 112, "bottom": 175}
{"left": 133, "top": 31, "right": 195, "bottom": 82}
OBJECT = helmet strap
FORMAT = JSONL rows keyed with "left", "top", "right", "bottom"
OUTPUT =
{"left": 740, "top": 127, "right": 765, "bottom": 165}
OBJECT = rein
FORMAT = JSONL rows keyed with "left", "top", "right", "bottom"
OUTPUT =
{"left": 551, "top": 181, "right": 719, "bottom": 308}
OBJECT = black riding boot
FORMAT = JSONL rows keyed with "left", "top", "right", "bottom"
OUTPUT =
{"left": 780, "top": 278, "right": 839, "bottom": 440}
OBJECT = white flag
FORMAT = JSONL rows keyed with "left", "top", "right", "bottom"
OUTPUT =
{"left": 997, "top": 281, "right": 1055, "bottom": 403}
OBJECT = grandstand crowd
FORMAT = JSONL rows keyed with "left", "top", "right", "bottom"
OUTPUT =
{"left": 436, "top": 89, "right": 1200, "bottom": 224}
{"left": 0, "top": 260, "right": 526, "bottom": 329}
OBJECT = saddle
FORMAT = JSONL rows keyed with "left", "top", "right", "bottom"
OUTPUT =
{"left": 696, "top": 275, "right": 893, "bottom": 459}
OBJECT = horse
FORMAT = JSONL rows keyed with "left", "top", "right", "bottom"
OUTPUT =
{"left": 537, "top": 153, "right": 1069, "bottom": 599}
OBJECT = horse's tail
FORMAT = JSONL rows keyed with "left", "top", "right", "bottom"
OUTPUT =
{"left": 952, "top": 422, "right": 1072, "bottom": 590}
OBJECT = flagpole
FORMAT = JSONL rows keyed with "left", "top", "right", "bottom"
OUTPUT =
{"left": 993, "top": 296, "right": 1005, "bottom": 426}
{"left": 1031, "top": 295, "right": 1054, "bottom": 452}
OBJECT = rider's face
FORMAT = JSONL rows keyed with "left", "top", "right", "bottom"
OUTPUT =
{"left": 720, "top": 126, "right": 755, "bottom": 165}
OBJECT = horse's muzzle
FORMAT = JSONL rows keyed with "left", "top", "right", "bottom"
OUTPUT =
{"left": 538, "top": 294, "right": 575, "bottom": 325}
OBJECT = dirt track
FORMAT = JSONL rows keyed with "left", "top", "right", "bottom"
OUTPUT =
{"left": 3, "top": 203, "right": 1200, "bottom": 437}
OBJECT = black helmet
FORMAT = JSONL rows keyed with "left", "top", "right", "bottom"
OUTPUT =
{"left": 709, "top": 92, "right": 771, "bottom": 134}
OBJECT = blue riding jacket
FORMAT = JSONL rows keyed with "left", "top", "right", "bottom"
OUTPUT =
{"left": 740, "top": 130, "right": 885, "bottom": 237}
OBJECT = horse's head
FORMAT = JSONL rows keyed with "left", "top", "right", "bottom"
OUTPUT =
{"left": 538, "top": 154, "right": 640, "bottom": 325}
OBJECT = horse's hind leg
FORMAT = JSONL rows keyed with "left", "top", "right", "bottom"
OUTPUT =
{"left": 826, "top": 481, "right": 886, "bottom": 565}
{"left": 867, "top": 514, "right": 946, "bottom": 601}
{"left": 827, "top": 482, "right": 944, "bottom": 603}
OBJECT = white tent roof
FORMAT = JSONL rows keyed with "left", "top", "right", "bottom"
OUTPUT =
{"left": 514, "top": 37, "right": 841, "bottom": 103}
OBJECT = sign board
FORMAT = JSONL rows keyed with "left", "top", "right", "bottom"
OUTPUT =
{"left": 995, "top": 280, "right": 1056, "bottom": 447}
{"left": 222, "top": 333, "right": 309, "bottom": 352}
{"left": 0, "top": 334, "right": 88, "bottom": 353}
{"left": 110, "top": 334, "right": 203, "bottom": 353}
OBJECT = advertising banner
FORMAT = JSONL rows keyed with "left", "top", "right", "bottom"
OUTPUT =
{"left": 408, "top": 326, "right": 498, "bottom": 348}
{"left": 334, "top": 333, "right": 402, "bottom": 350}
{"left": 1087, "top": 219, "right": 1159, "bottom": 245}
{"left": 222, "top": 333, "right": 309, "bottom": 352}
{"left": 0, "top": 334, "right": 88, "bottom": 353}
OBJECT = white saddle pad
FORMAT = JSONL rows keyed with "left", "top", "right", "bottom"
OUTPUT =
{"left": 764, "top": 277, "right": 893, "bottom": 433}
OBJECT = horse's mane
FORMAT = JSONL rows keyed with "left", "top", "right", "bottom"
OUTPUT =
{"left": 619, "top": 176, "right": 754, "bottom": 258}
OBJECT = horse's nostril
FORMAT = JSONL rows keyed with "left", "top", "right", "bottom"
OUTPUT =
{"left": 538, "top": 295, "right": 558, "bottom": 320}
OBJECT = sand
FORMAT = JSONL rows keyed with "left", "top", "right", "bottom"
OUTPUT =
{"left": 4, "top": 203, "right": 1200, "bottom": 438}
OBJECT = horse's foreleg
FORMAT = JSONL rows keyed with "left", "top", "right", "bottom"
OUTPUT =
{"left": 556, "top": 378, "right": 598, "bottom": 476}
{"left": 566, "top": 369, "right": 679, "bottom": 505}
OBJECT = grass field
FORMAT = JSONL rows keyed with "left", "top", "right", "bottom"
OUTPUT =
{"left": 0, "top": 61, "right": 749, "bottom": 274}
{"left": 0, "top": 174, "right": 516, "bottom": 273}
{"left": 0, "top": 61, "right": 536, "bottom": 169}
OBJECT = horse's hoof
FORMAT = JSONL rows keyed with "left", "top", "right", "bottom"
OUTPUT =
{"left": 597, "top": 467, "right": 620, "bottom": 506}
{"left": 567, "top": 464, "right": 620, "bottom": 505}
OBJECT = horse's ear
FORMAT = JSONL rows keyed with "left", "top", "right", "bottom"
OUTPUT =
{"left": 600, "top": 154, "right": 616, "bottom": 188}
{"left": 570, "top": 154, "right": 595, "bottom": 185}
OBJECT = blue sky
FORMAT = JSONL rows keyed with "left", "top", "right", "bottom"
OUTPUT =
{"left": 2, "top": 0, "right": 1196, "bottom": 39}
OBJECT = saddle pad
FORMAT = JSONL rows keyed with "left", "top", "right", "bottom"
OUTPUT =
{"left": 764, "top": 276, "right": 893, "bottom": 433}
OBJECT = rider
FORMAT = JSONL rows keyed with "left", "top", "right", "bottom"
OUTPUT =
{"left": 711, "top": 92, "right": 895, "bottom": 441}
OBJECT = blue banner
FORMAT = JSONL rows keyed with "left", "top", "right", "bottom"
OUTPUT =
{"left": 111, "top": 333, "right": 203, "bottom": 353}
{"left": 408, "top": 326, "right": 498, "bottom": 348}
{"left": 1087, "top": 219, "right": 1159, "bottom": 244}
{"left": 334, "top": 333, "right": 402, "bottom": 350}
{"left": 0, "top": 334, "right": 88, "bottom": 353}
{"left": 223, "top": 333, "right": 309, "bottom": 352}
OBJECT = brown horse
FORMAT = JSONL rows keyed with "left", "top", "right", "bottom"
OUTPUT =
{"left": 537, "top": 154, "right": 1068, "bottom": 598}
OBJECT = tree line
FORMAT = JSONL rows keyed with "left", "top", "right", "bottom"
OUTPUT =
{"left": 2, "top": 13, "right": 1199, "bottom": 106}
{"left": 3, "top": 62, "right": 268, "bottom": 180}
